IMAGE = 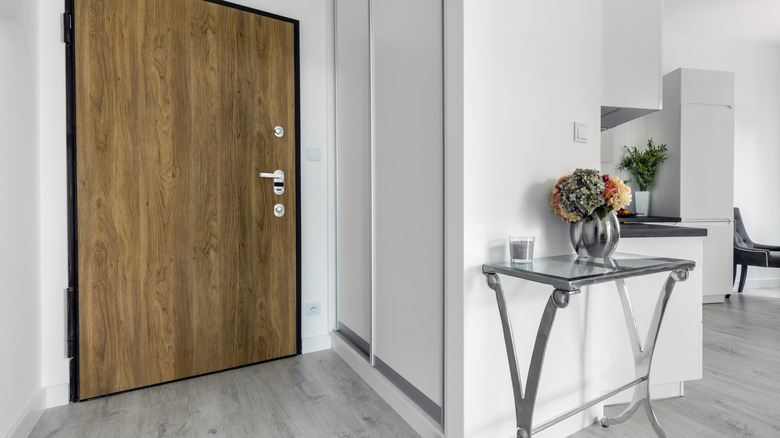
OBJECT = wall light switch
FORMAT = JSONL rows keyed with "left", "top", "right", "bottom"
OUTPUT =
{"left": 574, "top": 122, "right": 588, "bottom": 143}
{"left": 306, "top": 147, "right": 322, "bottom": 161}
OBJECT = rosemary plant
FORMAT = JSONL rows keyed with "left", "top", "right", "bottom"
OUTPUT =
{"left": 617, "top": 138, "right": 669, "bottom": 191}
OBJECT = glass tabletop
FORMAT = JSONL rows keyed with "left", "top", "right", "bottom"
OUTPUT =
{"left": 482, "top": 253, "right": 695, "bottom": 291}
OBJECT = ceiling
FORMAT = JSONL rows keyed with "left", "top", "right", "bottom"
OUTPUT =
{"left": 664, "top": 0, "right": 780, "bottom": 44}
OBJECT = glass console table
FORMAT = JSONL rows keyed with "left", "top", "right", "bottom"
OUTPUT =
{"left": 481, "top": 253, "right": 695, "bottom": 438}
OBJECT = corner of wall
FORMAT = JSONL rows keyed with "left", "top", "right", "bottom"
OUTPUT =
{"left": 46, "top": 383, "right": 70, "bottom": 408}
{"left": 5, "top": 389, "right": 46, "bottom": 438}
{"left": 302, "top": 333, "right": 332, "bottom": 353}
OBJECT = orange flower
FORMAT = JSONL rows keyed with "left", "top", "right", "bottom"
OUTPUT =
{"left": 603, "top": 176, "right": 631, "bottom": 210}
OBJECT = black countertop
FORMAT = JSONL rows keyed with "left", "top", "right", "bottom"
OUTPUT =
{"left": 617, "top": 215, "right": 681, "bottom": 223}
{"left": 621, "top": 223, "right": 707, "bottom": 238}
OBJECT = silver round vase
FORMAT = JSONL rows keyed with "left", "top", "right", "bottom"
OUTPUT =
{"left": 569, "top": 211, "right": 620, "bottom": 258}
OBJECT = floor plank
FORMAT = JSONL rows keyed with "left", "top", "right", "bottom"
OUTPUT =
{"left": 569, "top": 289, "right": 780, "bottom": 438}
{"left": 30, "top": 350, "right": 420, "bottom": 438}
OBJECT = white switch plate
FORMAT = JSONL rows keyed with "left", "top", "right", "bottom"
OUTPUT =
{"left": 574, "top": 122, "right": 588, "bottom": 143}
{"left": 306, "top": 147, "right": 321, "bottom": 161}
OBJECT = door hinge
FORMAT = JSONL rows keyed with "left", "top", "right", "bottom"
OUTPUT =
{"left": 66, "top": 286, "right": 77, "bottom": 358}
{"left": 63, "top": 12, "right": 73, "bottom": 45}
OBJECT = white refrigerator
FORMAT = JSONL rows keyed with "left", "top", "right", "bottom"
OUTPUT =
{"left": 646, "top": 68, "right": 735, "bottom": 303}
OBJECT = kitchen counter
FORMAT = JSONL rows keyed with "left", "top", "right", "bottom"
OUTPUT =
{"left": 618, "top": 215, "right": 681, "bottom": 223}
{"left": 608, "top": 229, "right": 704, "bottom": 404}
{"left": 621, "top": 223, "right": 707, "bottom": 238}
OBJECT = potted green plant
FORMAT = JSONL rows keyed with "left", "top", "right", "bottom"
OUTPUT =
{"left": 617, "top": 138, "right": 669, "bottom": 215}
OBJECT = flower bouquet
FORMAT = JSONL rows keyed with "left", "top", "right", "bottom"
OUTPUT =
{"left": 552, "top": 169, "right": 632, "bottom": 257}
{"left": 551, "top": 168, "right": 631, "bottom": 223}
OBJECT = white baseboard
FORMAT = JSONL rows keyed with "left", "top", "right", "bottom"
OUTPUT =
{"left": 330, "top": 333, "right": 444, "bottom": 438}
{"left": 301, "top": 333, "right": 331, "bottom": 354}
{"left": 46, "top": 383, "right": 69, "bottom": 408}
{"left": 702, "top": 294, "right": 725, "bottom": 304}
{"left": 7, "top": 388, "right": 46, "bottom": 438}
{"left": 745, "top": 278, "right": 780, "bottom": 290}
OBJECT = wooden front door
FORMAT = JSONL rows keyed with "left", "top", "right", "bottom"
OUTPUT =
{"left": 71, "top": 0, "right": 299, "bottom": 400}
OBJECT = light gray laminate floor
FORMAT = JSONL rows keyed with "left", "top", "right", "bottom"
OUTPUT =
{"left": 570, "top": 288, "right": 780, "bottom": 438}
{"left": 29, "top": 350, "right": 420, "bottom": 438}
{"left": 29, "top": 289, "right": 780, "bottom": 438}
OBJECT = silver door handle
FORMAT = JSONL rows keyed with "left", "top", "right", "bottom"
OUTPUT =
{"left": 259, "top": 169, "right": 285, "bottom": 195}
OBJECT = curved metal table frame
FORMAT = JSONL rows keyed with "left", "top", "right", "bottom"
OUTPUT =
{"left": 481, "top": 254, "right": 695, "bottom": 438}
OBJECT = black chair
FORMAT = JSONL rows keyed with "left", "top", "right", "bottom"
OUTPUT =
{"left": 730, "top": 207, "right": 780, "bottom": 298}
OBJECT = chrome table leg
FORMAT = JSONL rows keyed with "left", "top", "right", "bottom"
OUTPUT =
{"left": 484, "top": 272, "right": 578, "bottom": 438}
{"left": 600, "top": 269, "right": 689, "bottom": 438}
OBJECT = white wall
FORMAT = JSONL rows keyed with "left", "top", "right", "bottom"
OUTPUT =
{"left": 460, "top": 1, "right": 603, "bottom": 437}
{"left": 600, "top": 118, "right": 647, "bottom": 190}
{"left": 0, "top": 1, "right": 44, "bottom": 436}
{"left": 663, "top": 35, "right": 780, "bottom": 287}
{"left": 38, "top": 0, "right": 69, "bottom": 408}
{"left": 36, "top": 0, "right": 334, "bottom": 412}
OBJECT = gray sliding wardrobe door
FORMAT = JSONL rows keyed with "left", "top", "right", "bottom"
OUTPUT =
{"left": 372, "top": 0, "right": 444, "bottom": 424}
{"left": 335, "top": 0, "right": 444, "bottom": 424}
{"left": 335, "top": 0, "right": 372, "bottom": 357}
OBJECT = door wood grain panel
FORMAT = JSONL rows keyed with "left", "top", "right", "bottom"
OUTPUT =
{"left": 75, "top": 0, "right": 298, "bottom": 399}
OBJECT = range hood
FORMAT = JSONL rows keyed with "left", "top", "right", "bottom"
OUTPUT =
{"left": 601, "top": 106, "right": 659, "bottom": 131}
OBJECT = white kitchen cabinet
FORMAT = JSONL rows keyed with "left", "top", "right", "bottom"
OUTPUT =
{"left": 647, "top": 69, "right": 735, "bottom": 220}
{"left": 601, "top": 0, "right": 662, "bottom": 130}
{"left": 597, "top": 236, "right": 703, "bottom": 404}
{"left": 646, "top": 68, "right": 735, "bottom": 302}
{"left": 678, "top": 221, "right": 733, "bottom": 304}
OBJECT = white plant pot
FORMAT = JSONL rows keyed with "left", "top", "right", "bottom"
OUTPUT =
{"left": 634, "top": 191, "right": 650, "bottom": 216}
